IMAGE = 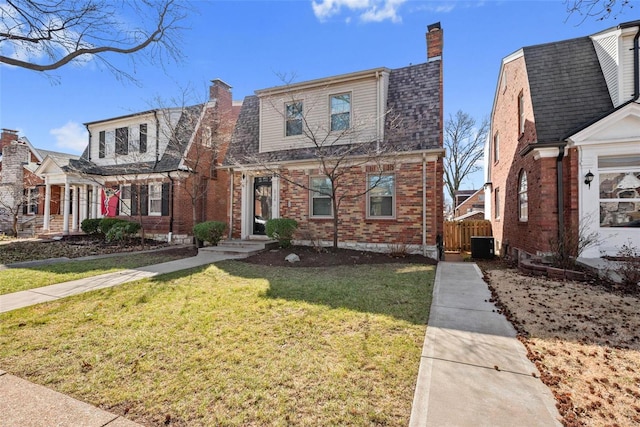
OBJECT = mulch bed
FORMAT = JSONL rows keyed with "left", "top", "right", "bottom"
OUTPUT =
{"left": 241, "top": 245, "right": 438, "bottom": 268}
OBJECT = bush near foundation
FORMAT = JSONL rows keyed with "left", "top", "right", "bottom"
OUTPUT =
{"left": 266, "top": 218, "right": 298, "bottom": 248}
{"left": 193, "top": 221, "right": 228, "bottom": 246}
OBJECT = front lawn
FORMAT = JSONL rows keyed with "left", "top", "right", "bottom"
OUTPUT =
{"left": 0, "top": 248, "right": 196, "bottom": 295}
{"left": 0, "top": 261, "right": 434, "bottom": 426}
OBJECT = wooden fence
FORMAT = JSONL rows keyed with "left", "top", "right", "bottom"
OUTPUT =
{"left": 444, "top": 220, "right": 492, "bottom": 252}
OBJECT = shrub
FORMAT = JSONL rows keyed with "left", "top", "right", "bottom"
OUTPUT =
{"left": 265, "top": 218, "right": 298, "bottom": 248}
{"left": 193, "top": 221, "right": 227, "bottom": 246}
{"left": 99, "top": 218, "right": 127, "bottom": 236}
{"left": 608, "top": 241, "right": 640, "bottom": 292}
{"left": 105, "top": 220, "right": 141, "bottom": 243}
{"left": 81, "top": 218, "right": 102, "bottom": 236}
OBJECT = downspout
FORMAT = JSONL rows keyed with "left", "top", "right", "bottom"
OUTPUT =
{"left": 85, "top": 125, "right": 92, "bottom": 161}
{"left": 422, "top": 154, "right": 427, "bottom": 257}
{"left": 167, "top": 172, "right": 174, "bottom": 236}
{"left": 556, "top": 147, "right": 565, "bottom": 245}
{"left": 229, "top": 169, "right": 234, "bottom": 239}
{"left": 154, "top": 110, "right": 160, "bottom": 166}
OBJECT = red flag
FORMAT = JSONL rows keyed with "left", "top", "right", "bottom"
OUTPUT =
{"left": 101, "top": 188, "right": 121, "bottom": 217}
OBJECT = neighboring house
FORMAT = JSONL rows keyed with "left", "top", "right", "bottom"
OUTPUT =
{"left": 0, "top": 129, "right": 78, "bottom": 235}
{"left": 453, "top": 188, "right": 484, "bottom": 219}
{"left": 224, "top": 24, "right": 444, "bottom": 259}
{"left": 485, "top": 20, "right": 640, "bottom": 259}
{"left": 36, "top": 80, "right": 241, "bottom": 242}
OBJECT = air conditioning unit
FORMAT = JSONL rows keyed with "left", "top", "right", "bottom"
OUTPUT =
{"left": 471, "top": 236, "right": 495, "bottom": 259}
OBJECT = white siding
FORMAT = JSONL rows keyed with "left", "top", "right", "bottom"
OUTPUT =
{"left": 592, "top": 34, "right": 619, "bottom": 106}
{"left": 620, "top": 33, "right": 636, "bottom": 103}
{"left": 87, "top": 108, "right": 185, "bottom": 166}
{"left": 259, "top": 76, "right": 382, "bottom": 153}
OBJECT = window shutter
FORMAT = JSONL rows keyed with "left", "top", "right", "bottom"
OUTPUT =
{"left": 140, "top": 185, "right": 149, "bottom": 216}
{"left": 131, "top": 185, "right": 139, "bottom": 216}
{"left": 99, "top": 131, "right": 106, "bottom": 158}
{"left": 140, "top": 124, "right": 147, "bottom": 153}
{"left": 161, "top": 182, "right": 170, "bottom": 216}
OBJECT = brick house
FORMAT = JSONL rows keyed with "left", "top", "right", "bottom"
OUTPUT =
{"left": 0, "top": 129, "right": 78, "bottom": 235}
{"left": 223, "top": 24, "right": 444, "bottom": 259}
{"left": 485, "top": 21, "right": 640, "bottom": 259}
{"left": 35, "top": 80, "right": 241, "bottom": 242}
{"left": 453, "top": 188, "right": 484, "bottom": 220}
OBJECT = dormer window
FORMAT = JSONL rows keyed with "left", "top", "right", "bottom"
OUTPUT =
{"left": 285, "top": 101, "right": 303, "bottom": 136}
{"left": 330, "top": 93, "right": 351, "bottom": 131}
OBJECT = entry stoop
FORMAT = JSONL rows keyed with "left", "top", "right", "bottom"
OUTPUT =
{"left": 198, "top": 239, "right": 278, "bottom": 257}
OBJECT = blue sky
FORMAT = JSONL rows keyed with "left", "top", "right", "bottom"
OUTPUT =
{"left": 0, "top": 0, "right": 630, "bottom": 190}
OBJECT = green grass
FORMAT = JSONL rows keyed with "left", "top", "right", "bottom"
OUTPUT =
{"left": 0, "top": 252, "right": 193, "bottom": 295}
{"left": 0, "top": 261, "right": 434, "bottom": 426}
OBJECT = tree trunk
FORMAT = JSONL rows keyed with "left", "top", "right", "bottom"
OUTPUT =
{"left": 332, "top": 198, "right": 339, "bottom": 250}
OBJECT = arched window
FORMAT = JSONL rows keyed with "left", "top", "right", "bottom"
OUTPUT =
{"left": 519, "top": 170, "right": 528, "bottom": 221}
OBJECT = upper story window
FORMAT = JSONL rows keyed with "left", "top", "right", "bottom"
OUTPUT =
{"left": 310, "top": 176, "right": 332, "bottom": 217}
{"left": 518, "top": 170, "right": 528, "bottom": 222}
{"left": 330, "top": 93, "right": 351, "bottom": 132}
{"left": 115, "top": 127, "right": 129, "bottom": 155}
{"left": 493, "top": 132, "right": 499, "bottom": 163}
{"left": 285, "top": 101, "right": 303, "bottom": 136}
{"left": 368, "top": 174, "right": 395, "bottom": 218}
{"left": 518, "top": 91, "right": 525, "bottom": 135}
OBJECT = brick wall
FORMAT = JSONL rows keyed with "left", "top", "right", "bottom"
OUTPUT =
{"left": 490, "top": 55, "right": 580, "bottom": 257}
{"left": 229, "top": 157, "right": 443, "bottom": 253}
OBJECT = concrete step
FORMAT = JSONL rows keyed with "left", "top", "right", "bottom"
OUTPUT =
{"left": 199, "top": 239, "right": 277, "bottom": 256}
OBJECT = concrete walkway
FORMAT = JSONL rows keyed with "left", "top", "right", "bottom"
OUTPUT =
{"left": 410, "top": 262, "right": 561, "bottom": 426}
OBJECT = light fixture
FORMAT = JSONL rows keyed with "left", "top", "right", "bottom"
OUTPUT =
{"left": 584, "top": 170, "right": 594, "bottom": 188}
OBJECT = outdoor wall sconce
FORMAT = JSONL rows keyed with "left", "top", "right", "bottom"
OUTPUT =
{"left": 584, "top": 170, "right": 594, "bottom": 188}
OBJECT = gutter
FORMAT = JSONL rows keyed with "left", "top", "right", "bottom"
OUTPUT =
{"left": 154, "top": 110, "right": 160, "bottom": 167}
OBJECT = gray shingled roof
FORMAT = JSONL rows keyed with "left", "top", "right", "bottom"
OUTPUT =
{"left": 224, "top": 61, "right": 441, "bottom": 166}
{"left": 523, "top": 36, "right": 613, "bottom": 143}
{"left": 67, "top": 105, "right": 203, "bottom": 176}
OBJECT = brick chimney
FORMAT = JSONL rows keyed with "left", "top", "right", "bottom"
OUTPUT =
{"left": 1, "top": 128, "right": 19, "bottom": 152}
{"left": 209, "top": 79, "right": 233, "bottom": 109}
{"left": 426, "top": 22, "right": 443, "bottom": 61}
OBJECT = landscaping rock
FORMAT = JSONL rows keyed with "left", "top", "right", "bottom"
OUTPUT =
{"left": 285, "top": 253, "right": 300, "bottom": 263}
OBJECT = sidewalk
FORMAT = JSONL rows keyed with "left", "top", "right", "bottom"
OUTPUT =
{"left": 409, "top": 262, "right": 561, "bottom": 426}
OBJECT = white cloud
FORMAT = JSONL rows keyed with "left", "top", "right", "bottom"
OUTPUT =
{"left": 50, "top": 121, "right": 88, "bottom": 153}
{"left": 311, "top": 0, "right": 407, "bottom": 23}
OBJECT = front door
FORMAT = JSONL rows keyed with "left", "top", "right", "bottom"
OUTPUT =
{"left": 253, "top": 176, "right": 272, "bottom": 235}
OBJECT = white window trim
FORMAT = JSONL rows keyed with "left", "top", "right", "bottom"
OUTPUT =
{"left": 285, "top": 100, "right": 303, "bottom": 138}
{"left": 119, "top": 185, "right": 132, "bottom": 217}
{"left": 329, "top": 92, "right": 352, "bottom": 132}
{"left": 309, "top": 176, "right": 333, "bottom": 218}
{"left": 518, "top": 171, "right": 528, "bottom": 222}
{"left": 148, "top": 183, "right": 162, "bottom": 216}
{"left": 366, "top": 173, "right": 395, "bottom": 219}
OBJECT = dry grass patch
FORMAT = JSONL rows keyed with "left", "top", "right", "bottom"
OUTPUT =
{"left": 483, "top": 267, "right": 640, "bottom": 427}
{"left": 0, "top": 261, "right": 433, "bottom": 426}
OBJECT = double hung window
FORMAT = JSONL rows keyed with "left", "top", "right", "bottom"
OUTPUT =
{"left": 330, "top": 93, "right": 351, "bottom": 131}
{"left": 310, "top": 177, "right": 332, "bottom": 217}
{"left": 367, "top": 174, "right": 394, "bottom": 218}
{"left": 286, "top": 101, "right": 303, "bottom": 136}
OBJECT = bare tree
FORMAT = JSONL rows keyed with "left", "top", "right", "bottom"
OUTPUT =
{"left": 231, "top": 86, "right": 407, "bottom": 250}
{"left": 154, "top": 85, "right": 233, "bottom": 232}
{"left": 565, "top": 0, "right": 632, "bottom": 22}
{"left": 0, "top": 0, "right": 187, "bottom": 79}
{"left": 0, "top": 180, "right": 40, "bottom": 236}
{"left": 444, "top": 110, "right": 488, "bottom": 204}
